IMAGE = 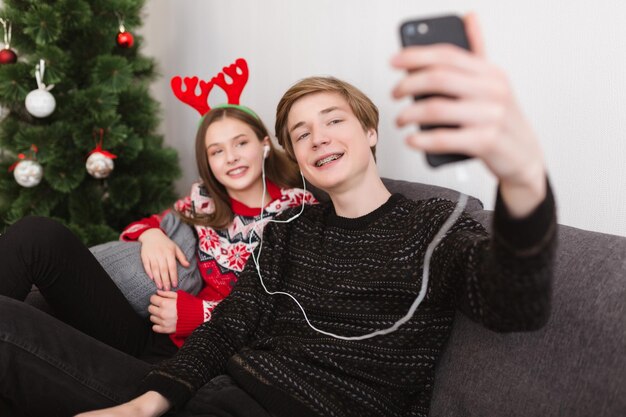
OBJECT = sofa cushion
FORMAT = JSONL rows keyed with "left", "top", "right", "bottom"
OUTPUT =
{"left": 382, "top": 177, "right": 484, "bottom": 212}
{"left": 430, "top": 216, "right": 626, "bottom": 417}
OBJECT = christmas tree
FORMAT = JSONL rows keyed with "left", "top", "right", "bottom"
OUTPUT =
{"left": 0, "top": 0, "right": 180, "bottom": 246}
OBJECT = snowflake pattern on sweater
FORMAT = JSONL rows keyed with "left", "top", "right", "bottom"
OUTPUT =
{"left": 121, "top": 181, "right": 317, "bottom": 347}
{"left": 175, "top": 181, "right": 316, "bottom": 278}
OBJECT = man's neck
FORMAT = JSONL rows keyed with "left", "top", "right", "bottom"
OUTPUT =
{"left": 328, "top": 170, "right": 391, "bottom": 218}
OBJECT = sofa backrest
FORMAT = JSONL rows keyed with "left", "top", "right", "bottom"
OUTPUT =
{"left": 308, "top": 177, "right": 485, "bottom": 213}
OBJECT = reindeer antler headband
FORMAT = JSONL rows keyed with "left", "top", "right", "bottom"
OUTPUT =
{"left": 171, "top": 58, "right": 257, "bottom": 119}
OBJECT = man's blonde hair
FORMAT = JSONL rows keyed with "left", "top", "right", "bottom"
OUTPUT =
{"left": 275, "top": 76, "right": 379, "bottom": 161}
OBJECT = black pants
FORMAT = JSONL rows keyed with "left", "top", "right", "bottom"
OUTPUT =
{"left": 0, "top": 216, "right": 175, "bottom": 358}
{"left": 0, "top": 217, "right": 272, "bottom": 416}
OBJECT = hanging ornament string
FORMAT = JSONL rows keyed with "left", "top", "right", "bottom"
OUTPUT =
{"left": 0, "top": 18, "right": 12, "bottom": 48}
{"left": 35, "top": 59, "right": 55, "bottom": 92}
{"left": 88, "top": 128, "right": 117, "bottom": 159}
{"left": 8, "top": 144, "right": 38, "bottom": 172}
{"left": 86, "top": 128, "right": 117, "bottom": 179}
{"left": 115, "top": 13, "right": 134, "bottom": 48}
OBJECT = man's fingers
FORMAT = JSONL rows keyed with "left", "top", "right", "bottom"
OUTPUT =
{"left": 393, "top": 68, "right": 504, "bottom": 102}
{"left": 464, "top": 12, "right": 486, "bottom": 58}
{"left": 404, "top": 125, "right": 498, "bottom": 157}
{"left": 396, "top": 98, "right": 504, "bottom": 128}
{"left": 391, "top": 43, "right": 485, "bottom": 76}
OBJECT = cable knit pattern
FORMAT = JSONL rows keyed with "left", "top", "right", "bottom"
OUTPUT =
{"left": 141, "top": 185, "right": 556, "bottom": 417}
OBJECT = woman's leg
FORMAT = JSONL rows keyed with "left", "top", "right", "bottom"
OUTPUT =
{"left": 0, "top": 295, "right": 151, "bottom": 416}
{"left": 0, "top": 216, "right": 163, "bottom": 356}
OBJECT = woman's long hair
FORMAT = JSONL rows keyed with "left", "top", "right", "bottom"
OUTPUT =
{"left": 178, "top": 107, "right": 302, "bottom": 229}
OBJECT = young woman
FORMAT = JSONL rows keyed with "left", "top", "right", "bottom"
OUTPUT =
{"left": 111, "top": 105, "right": 316, "bottom": 347}
{"left": 0, "top": 105, "right": 315, "bottom": 361}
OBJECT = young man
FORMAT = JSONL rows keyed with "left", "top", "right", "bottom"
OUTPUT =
{"left": 69, "top": 13, "right": 555, "bottom": 417}
{"left": 0, "top": 13, "right": 554, "bottom": 417}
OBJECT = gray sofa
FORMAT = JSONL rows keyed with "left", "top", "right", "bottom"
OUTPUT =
{"left": 7, "top": 177, "right": 626, "bottom": 416}
{"left": 380, "top": 178, "right": 626, "bottom": 417}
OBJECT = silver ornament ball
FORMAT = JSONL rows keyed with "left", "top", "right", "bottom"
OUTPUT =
{"left": 13, "top": 160, "right": 43, "bottom": 187}
{"left": 86, "top": 152, "right": 115, "bottom": 178}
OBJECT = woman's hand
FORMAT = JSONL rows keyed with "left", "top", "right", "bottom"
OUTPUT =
{"left": 391, "top": 12, "right": 546, "bottom": 217}
{"left": 149, "top": 290, "right": 178, "bottom": 334}
{"left": 74, "top": 391, "right": 170, "bottom": 417}
{"left": 138, "top": 228, "right": 190, "bottom": 291}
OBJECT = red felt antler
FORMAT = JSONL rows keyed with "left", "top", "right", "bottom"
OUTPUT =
{"left": 211, "top": 58, "right": 249, "bottom": 105}
{"left": 170, "top": 76, "right": 214, "bottom": 116}
{"left": 170, "top": 58, "right": 249, "bottom": 116}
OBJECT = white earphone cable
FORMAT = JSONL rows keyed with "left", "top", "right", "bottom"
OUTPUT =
{"left": 250, "top": 152, "right": 469, "bottom": 340}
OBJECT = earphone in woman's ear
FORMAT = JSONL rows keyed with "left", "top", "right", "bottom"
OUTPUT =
{"left": 263, "top": 145, "right": 270, "bottom": 159}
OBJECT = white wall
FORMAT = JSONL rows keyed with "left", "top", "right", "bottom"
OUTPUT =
{"left": 140, "top": 0, "right": 626, "bottom": 237}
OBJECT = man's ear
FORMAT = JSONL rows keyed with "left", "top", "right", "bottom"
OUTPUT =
{"left": 367, "top": 129, "right": 378, "bottom": 147}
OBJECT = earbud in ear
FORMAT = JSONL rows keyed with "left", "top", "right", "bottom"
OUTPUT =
{"left": 263, "top": 145, "right": 270, "bottom": 159}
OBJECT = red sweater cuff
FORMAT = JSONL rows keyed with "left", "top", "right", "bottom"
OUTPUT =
{"left": 120, "top": 209, "right": 171, "bottom": 241}
{"left": 175, "top": 290, "right": 204, "bottom": 340}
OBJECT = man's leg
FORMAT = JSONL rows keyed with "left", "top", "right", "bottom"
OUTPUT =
{"left": 0, "top": 216, "right": 161, "bottom": 356}
{"left": 0, "top": 295, "right": 151, "bottom": 416}
{"left": 182, "top": 375, "right": 272, "bottom": 417}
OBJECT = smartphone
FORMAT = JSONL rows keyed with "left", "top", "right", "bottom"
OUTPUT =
{"left": 399, "top": 14, "right": 472, "bottom": 167}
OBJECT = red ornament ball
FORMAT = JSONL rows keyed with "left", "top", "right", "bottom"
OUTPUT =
{"left": 116, "top": 31, "right": 134, "bottom": 48}
{"left": 0, "top": 48, "right": 17, "bottom": 64}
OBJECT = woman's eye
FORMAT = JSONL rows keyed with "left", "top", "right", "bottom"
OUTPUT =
{"left": 210, "top": 149, "right": 222, "bottom": 156}
{"left": 329, "top": 119, "right": 342, "bottom": 125}
{"left": 296, "top": 132, "right": 309, "bottom": 141}
{"left": 236, "top": 140, "right": 248, "bottom": 147}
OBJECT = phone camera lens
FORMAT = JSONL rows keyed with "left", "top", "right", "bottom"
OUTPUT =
{"left": 417, "top": 23, "right": 429, "bottom": 35}
{"left": 404, "top": 24, "right": 416, "bottom": 36}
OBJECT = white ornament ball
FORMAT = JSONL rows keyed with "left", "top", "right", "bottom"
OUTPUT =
{"left": 25, "top": 89, "right": 56, "bottom": 118}
{"left": 86, "top": 152, "right": 115, "bottom": 178}
{"left": 13, "top": 160, "right": 43, "bottom": 187}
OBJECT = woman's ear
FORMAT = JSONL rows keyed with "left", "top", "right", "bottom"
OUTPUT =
{"left": 367, "top": 129, "right": 378, "bottom": 147}
{"left": 262, "top": 136, "right": 271, "bottom": 159}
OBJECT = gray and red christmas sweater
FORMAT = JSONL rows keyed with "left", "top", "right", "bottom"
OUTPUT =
{"left": 120, "top": 181, "right": 317, "bottom": 347}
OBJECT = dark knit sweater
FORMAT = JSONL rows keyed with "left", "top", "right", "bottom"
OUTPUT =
{"left": 140, "top": 184, "right": 556, "bottom": 417}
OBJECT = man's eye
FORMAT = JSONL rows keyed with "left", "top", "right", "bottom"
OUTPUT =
{"left": 297, "top": 132, "right": 310, "bottom": 141}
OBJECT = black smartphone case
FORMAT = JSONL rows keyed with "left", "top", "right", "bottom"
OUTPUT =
{"left": 400, "top": 15, "right": 472, "bottom": 167}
